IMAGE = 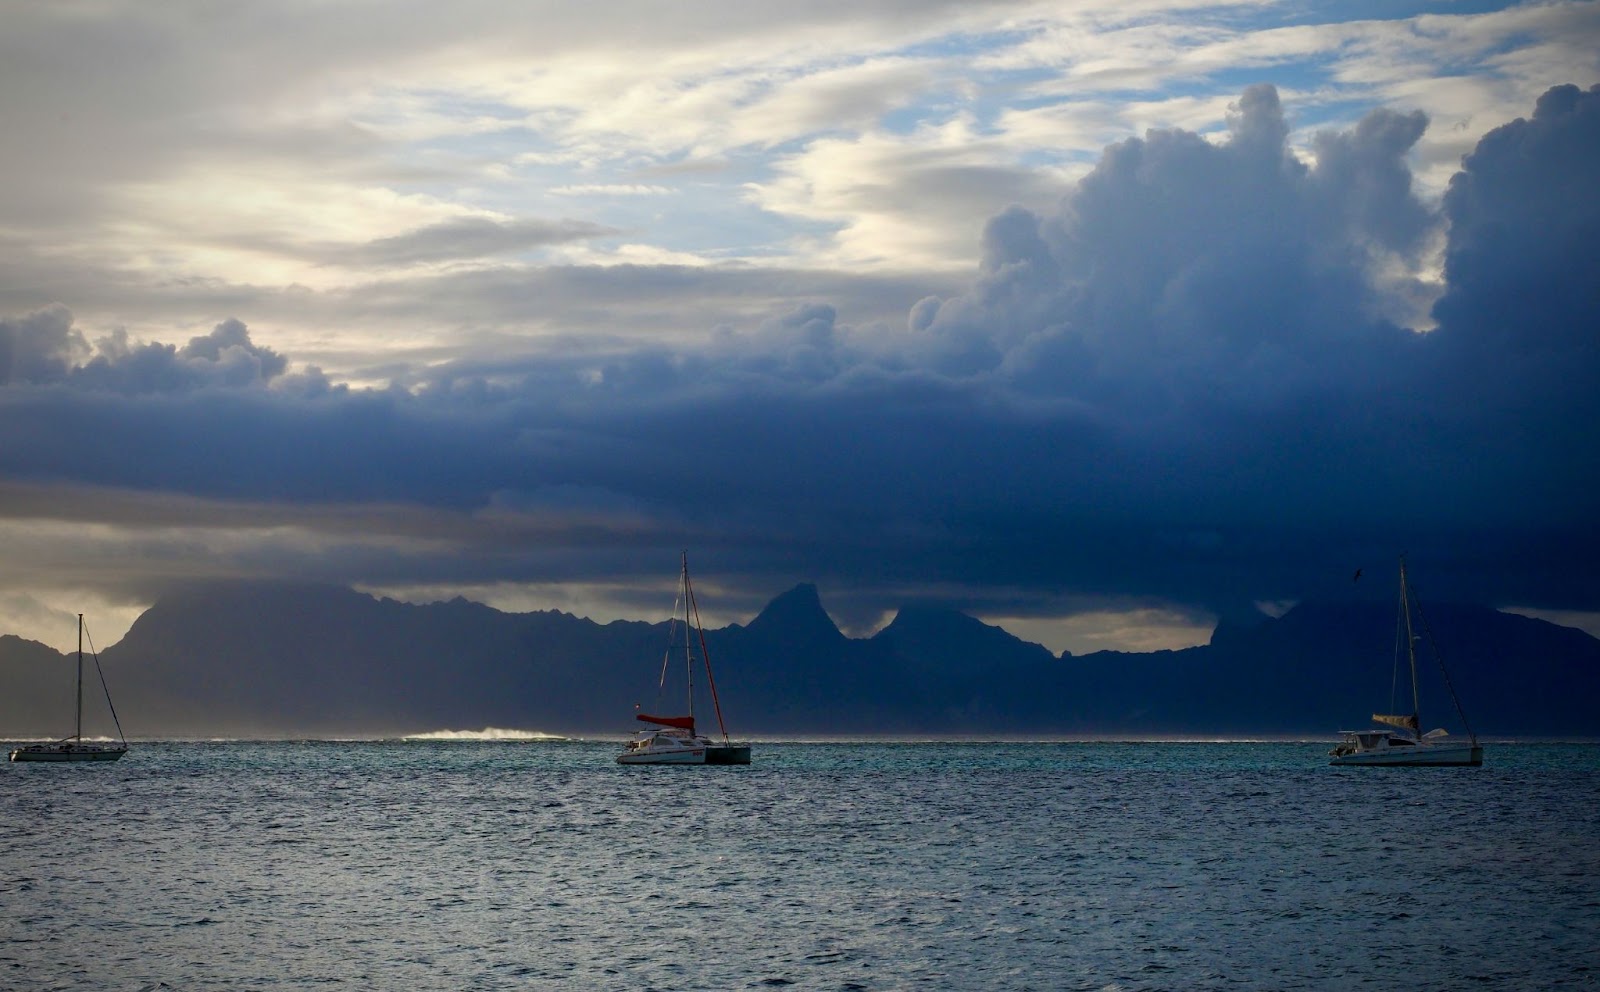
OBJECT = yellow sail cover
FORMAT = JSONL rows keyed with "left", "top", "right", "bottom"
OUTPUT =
{"left": 1372, "top": 713, "right": 1419, "bottom": 732}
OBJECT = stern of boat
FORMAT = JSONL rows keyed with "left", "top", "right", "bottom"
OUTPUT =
{"left": 704, "top": 745, "right": 751, "bottom": 765}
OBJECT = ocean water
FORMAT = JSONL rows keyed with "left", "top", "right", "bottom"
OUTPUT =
{"left": 2, "top": 740, "right": 1598, "bottom": 991}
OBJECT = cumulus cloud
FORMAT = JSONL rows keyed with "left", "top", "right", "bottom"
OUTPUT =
{"left": 1433, "top": 82, "right": 1600, "bottom": 357}
{"left": 1418, "top": 82, "right": 1600, "bottom": 558}
{"left": 0, "top": 305, "right": 88, "bottom": 385}
{"left": 909, "top": 84, "right": 1432, "bottom": 401}
{"left": 1, "top": 314, "right": 292, "bottom": 394}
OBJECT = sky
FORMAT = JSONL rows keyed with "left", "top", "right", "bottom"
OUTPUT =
{"left": 2, "top": 0, "right": 1598, "bottom": 655}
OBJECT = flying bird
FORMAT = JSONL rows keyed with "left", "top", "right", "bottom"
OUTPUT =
{"left": 1352, "top": 568, "right": 1362, "bottom": 582}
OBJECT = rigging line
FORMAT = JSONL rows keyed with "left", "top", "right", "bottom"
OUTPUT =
{"left": 1401, "top": 559, "right": 1421, "bottom": 725}
{"left": 1390, "top": 572, "right": 1406, "bottom": 717}
{"left": 1411, "top": 589, "right": 1478, "bottom": 745}
{"left": 687, "top": 584, "right": 696, "bottom": 721}
{"left": 684, "top": 558, "right": 729, "bottom": 743}
{"left": 680, "top": 554, "right": 695, "bottom": 721}
{"left": 83, "top": 621, "right": 127, "bottom": 745}
{"left": 653, "top": 582, "right": 685, "bottom": 714}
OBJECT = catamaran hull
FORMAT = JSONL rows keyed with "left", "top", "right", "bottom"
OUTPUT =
{"left": 705, "top": 745, "right": 751, "bottom": 765}
{"left": 618, "top": 746, "right": 706, "bottom": 764}
{"left": 10, "top": 745, "right": 128, "bottom": 762}
{"left": 616, "top": 744, "right": 751, "bottom": 765}
{"left": 1330, "top": 744, "right": 1482, "bottom": 767}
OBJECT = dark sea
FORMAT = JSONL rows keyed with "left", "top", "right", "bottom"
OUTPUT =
{"left": 2, "top": 739, "right": 1597, "bottom": 991}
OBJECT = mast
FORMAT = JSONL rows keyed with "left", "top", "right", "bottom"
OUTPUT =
{"left": 1400, "top": 558, "right": 1421, "bottom": 737}
{"left": 681, "top": 551, "right": 695, "bottom": 724}
{"left": 75, "top": 613, "right": 84, "bottom": 742}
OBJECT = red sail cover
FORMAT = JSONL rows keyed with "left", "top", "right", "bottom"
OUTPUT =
{"left": 638, "top": 713, "right": 696, "bottom": 732}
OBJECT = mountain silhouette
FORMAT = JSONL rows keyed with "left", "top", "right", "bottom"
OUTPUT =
{"left": 1, "top": 581, "right": 1595, "bottom": 738}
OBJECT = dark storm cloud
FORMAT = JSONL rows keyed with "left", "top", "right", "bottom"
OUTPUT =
{"left": 0, "top": 305, "right": 85, "bottom": 384}
{"left": 1434, "top": 83, "right": 1600, "bottom": 356}
{"left": 4, "top": 84, "right": 1597, "bottom": 624}
{"left": 891, "top": 83, "right": 1600, "bottom": 614}
{"left": 911, "top": 85, "right": 1427, "bottom": 396}
{"left": 1, "top": 311, "right": 291, "bottom": 393}
{"left": 1408, "top": 84, "right": 1600, "bottom": 606}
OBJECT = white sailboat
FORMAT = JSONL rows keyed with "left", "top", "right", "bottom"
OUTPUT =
{"left": 1329, "top": 558, "right": 1482, "bottom": 767}
{"left": 618, "top": 552, "right": 751, "bottom": 765}
{"left": 10, "top": 614, "right": 130, "bottom": 763}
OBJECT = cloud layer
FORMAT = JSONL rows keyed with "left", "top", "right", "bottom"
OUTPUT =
{"left": 3, "top": 81, "right": 1598, "bottom": 648}
{"left": 4, "top": 3, "right": 1596, "bottom": 374}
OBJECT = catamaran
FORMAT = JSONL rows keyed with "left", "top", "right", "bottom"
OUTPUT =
{"left": 618, "top": 552, "right": 751, "bottom": 765}
{"left": 10, "top": 614, "right": 130, "bottom": 763}
{"left": 1329, "top": 558, "right": 1482, "bottom": 767}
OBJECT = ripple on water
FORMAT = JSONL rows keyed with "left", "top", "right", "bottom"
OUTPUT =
{"left": 2, "top": 741, "right": 1598, "bottom": 989}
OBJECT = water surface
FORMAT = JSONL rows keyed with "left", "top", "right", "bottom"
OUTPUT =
{"left": 3, "top": 741, "right": 1597, "bottom": 989}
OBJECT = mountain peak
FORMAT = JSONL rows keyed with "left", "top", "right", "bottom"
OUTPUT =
{"left": 882, "top": 604, "right": 990, "bottom": 636}
{"left": 876, "top": 604, "right": 1055, "bottom": 670}
{"left": 743, "top": 583, "right": 844, "bottom": 644}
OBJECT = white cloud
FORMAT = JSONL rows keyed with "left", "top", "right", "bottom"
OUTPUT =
{"left": 727, "top": 56, "right": 947, "bottom": 147}
{"left": 549, "top": 184, "right": 675, "bottom": 196}
{"left": 4, "top": 0, "right": 1588, "bottom": 359}
{"left": 753, "top": 120, "right": 1072, "bottom": 272}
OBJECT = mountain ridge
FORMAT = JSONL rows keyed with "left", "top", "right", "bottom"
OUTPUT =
{"left": 1, "top": 580, "right": 1596, "bottom": 738}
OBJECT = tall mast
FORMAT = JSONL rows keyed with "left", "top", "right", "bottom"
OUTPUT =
{"left": 682, "top": 551, "right": 694, "bottom": 723}
{"left": 1400, "top": 558, "right": 1421, "bottom": 736}
{"left": 75, "top": 613, "right": 84, "bottom": 742}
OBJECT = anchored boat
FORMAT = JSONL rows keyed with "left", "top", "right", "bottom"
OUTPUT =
{"left": 10, "top": 614, "right": 130, "bottom": 763}
{"left": 1329, "top": 558, "right": 1482, "bottom": 767}
{"left": 618, "top": 553, "right": 751, "bottom": 765}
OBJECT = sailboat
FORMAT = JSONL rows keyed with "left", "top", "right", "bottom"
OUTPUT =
{"left": 9, "top": 614, "right": 130, "bottom": 763}
{"left": 1329, "top": 558, "right": 1482, "bottom": 767}
{"left": 618, "top": 552, "right": 751, "bottom": 765}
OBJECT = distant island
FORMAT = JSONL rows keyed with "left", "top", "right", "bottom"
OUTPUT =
{"left": 2, "top": 580, "right": 1596, "bottom": 739}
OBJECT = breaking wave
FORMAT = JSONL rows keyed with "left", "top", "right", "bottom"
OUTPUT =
{"left": 402, "top": 727, "right": 566, "bottom": 741}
